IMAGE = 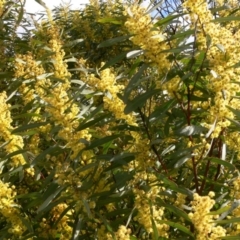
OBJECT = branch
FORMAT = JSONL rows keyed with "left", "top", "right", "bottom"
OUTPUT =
{"left": 138, "top": 108, "right": 170, "bottom": 178}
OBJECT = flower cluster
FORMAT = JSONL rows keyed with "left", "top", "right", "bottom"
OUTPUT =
{"left": 126, "top": 131, "right": 153, "bottom": 170}
{"left": 175, "top": 193, "right": 186, "bottom": 208}
{"left": 88, "top": 67, "right": 137, "bottom": 126}
{"left": 38, "top": 203, "right": 72, "bottom": 239}
{"left": 0, "top": 181, "right": 26, "bottom": 236}
{"left": 228, "top": 177, "right": 240, "bottom": 236}
{"left": 15, "top": 24, "right": 91, "bottom": 161}
{"left": 124, "top": 5, "right": 170, "bottom": 73}
{"left": 184, "top": 0, "right": 240, "bottom": 139}
{"left": 0, "top": 0, "right": 5, "bottom": 16}
{"left": 0, "top": 92, "right": 26, "bottom": 167}
{"left": 46, "top": 25, "right": 71, "bottom": 88}
{"left": 162, "top": 76, "right": 181, "bottom": 98}
{"left": 133, "top": 173, "right": 169, "bottom": 238}
{"left": 188, "top": 192, "right": 226, "bottom": 239}
{"left": 114, "top": 225, "right": 132, "bottom": 240}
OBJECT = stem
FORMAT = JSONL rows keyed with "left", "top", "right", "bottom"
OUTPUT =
{"left": 199, "top": 139, "right": 216, "bottom": 194}
{"left": 210, "top": 139, "right": 223, "bottom": 191}
{"left": 138, "top": 108, "right": 170, "bottom": 178}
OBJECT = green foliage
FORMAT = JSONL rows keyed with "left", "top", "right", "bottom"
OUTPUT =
{"left": 1, "top": 0, "right": 240, "bottom": 239}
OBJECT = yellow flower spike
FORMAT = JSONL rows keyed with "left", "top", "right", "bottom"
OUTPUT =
{"left": 189, "top": 193, "right": 226, "bottom": 239}
{"left": 0, "top": 0, "right": 5, "bottom": 16}
{"left": 0, "top": 92, "right": 26, "bottom": 167}
{"left": 125, "top": 5, "right": 170, "bottom": 73}
{"left": 87, "top": 67, "right": 137, "bottom": 126}
{"left": 0, "top": 180, "right": 26, "bottom": 236}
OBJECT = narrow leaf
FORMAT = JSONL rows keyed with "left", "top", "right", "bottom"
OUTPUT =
{"left": 208, "top": 157, "right": 235, "bottom": 171}
{"left": 124, "top": 63, "right": 148, "bottom": 101}
{"left": 214, "top": 217, "right": 240, "bottom": 224}
{"left": 98, "top": 35, "right": 130, "bottom": 48}
{"left": 12, "top": 122, "right": 49, "bottom": 134}
{"left": 207, "top": 206, "right": 231, "bottom": 216}
{"left": 212, "top": 16, "right": 240, "bottom": 23}
{"left": 37, "top": 185, "right": 65, "bottom": 213}
{"left": 124, "top": 89, "right": 160, "bottom": 114}
{"left": 85, "top": 135, "right": 120, "bottom": 150}
{"left": 101, "top": 52, "right": 126, "bottom": 70}
{"left": 126, "top": 50, "right": 144, "bottom": 59}
{"left": 154, "top": 13, "right": 185, "bottom": 27}
{"left": 158, "top": 220, "right": 194, "bottom": 237}
{"left": 151, "top": 218, "right": 159, "bottom": 240}
{"left": 98, "top": 17, "right": 123, "bottom": 25}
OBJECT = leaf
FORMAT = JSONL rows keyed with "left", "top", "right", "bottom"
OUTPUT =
{"left": 15, "top": 192, "right": 41, "bottom": 200}
{"left": 100, "top": 52, "right": 126, "bottom": 70}
{"left": 149, "top": 99, "right": 177, "bottom": 121}
{"left": 226, "top": 105, "right": 240, "bottom": 118}
{"left": 207, "top": 206, "right": 231, "bottom": 216}
{"left": 164, "top": 117, "right": 171, "bottom": 136}
{"left": 168, "top": 29, "right": 195, "bottom": 40}
{"left": 97, "top": 35, "right": 130, "bottom": 48}
{"left": 85, "top": 135, "right": 120, "bottom": 150}
{"left": 124, "top": 89, "right": 160, "bottom": 114}
{"left": 219, "top": 236, "right": 240, "bottom": 240}
{"left": 31, "top": 146, "right": 63, "bottom": 166}
{"left": 36, "top": 72, "right": 54, "bottom": 80}
{"left": 208, "top": 157, "right": 235, "bottom": 171}
{"left": 158, "top": 174, "right": 193, "bottom": 198}
{"left": 216, "top": 44, "right": 225, "bottom": 53}
{"left": 160, "top": 43, "right": 192, "bottom": 54}
{"left": 12, "top": 112, "right": 42, "bottom": 120}
{"left": 212, "top": 16, "right": 240, "bottom": 23}
{"left": 105, "top": 154, "right": 135, "bottom": 171}
{"left": 0, "top": 72, "right": 13, "bottom": 77}
{"left": 154, "top": 13, "right": 185, "bottom": 27}
{"left": 161, "top": 144, "right": 176, "bottom": 156}
{"left": 174, "top": 154, "right": 192, "bottom": 168}
{"left": 4, "top": 149, "right": 26, "bottom": 160}
{"left": 130, "top": 236, "right": 138, "bottom": 240}
{"left": 36, "top": 196, "right": 69, "bottom": 220}
{"left": 124, "top": 63, "right": 148, "bottom": 101}
{"left": 190, "top": 95, "right": 209, "bottom": 101}
{"left": 35, "top": 0, "right": 47, "bottom": 8}
{"left": 82, "top": 199, "right": 92, "bottom": 218}
{"left": 194, "top": 51, "right": 206, "bottom": 70}
{"left": 37, "top": 184, "right": 65, "bottom": 213}
{"left": 0, "top": 140, "right": 11, "bottom": 150}
{"left": 11, "top": 122, "right": 49, "bottom": 134}
{"left": 151, "top": 218, "right": 159, "bottom": 240}
{"left": 98, "top": 17, "right": 123, "bottom": 25}
{"left": 126, "top": 207, "right": 136, "bottom": 228}
{"left": 65, "top": 39, "right": 84, "bottom": 47}
{"left": 213, "top": 217, "right": 240, "bottom": 224}
{"left": 217, "top": 200, "right": 240, "bottom": 221}
{"left": 157, "top": 198, "right": 191, "bottom": 222}
{"left": 71, "top": 79, "right": 85, "bottom": 86}
{"left": 225, "top": 117, "right": 240, "bottom": 127}
{"left": 158, "top": 220, "right": 194, "bottom": 237}
{"left": 175, "top": 125, "right": 207, "bottom": 136}
{"left": 18, "top": 215, "right": 33, "bottom": 233}
{"left": 16, "top": 2, "right": 24, "bottom": 27}
{"left": 72, "top": 217, "right": 82, "bottom": 240}
{"left": 77, "top": 162, "right": 99, "bottom": 173}
{"left": 0, "top": 166, "right": 23, "bottom": 178}
{"left": 64, "top": 57, "right": 78, "bottom": 63}
{"left": 96, "top": 213, "right": 115, "bottom": 238}
{"left": 20, "top": 233, "right": 36, "bottom": 240}
{"left": 126, "top": 50, "right": 144, "bottom": 59}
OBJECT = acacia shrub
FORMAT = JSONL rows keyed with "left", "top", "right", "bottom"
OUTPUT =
{"left": 0, "top": 0, "right": 240, "bottom": 239}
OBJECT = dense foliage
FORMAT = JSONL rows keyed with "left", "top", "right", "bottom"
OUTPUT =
{"left": 1, "top": 0, "right": 240, "bottom": 239}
